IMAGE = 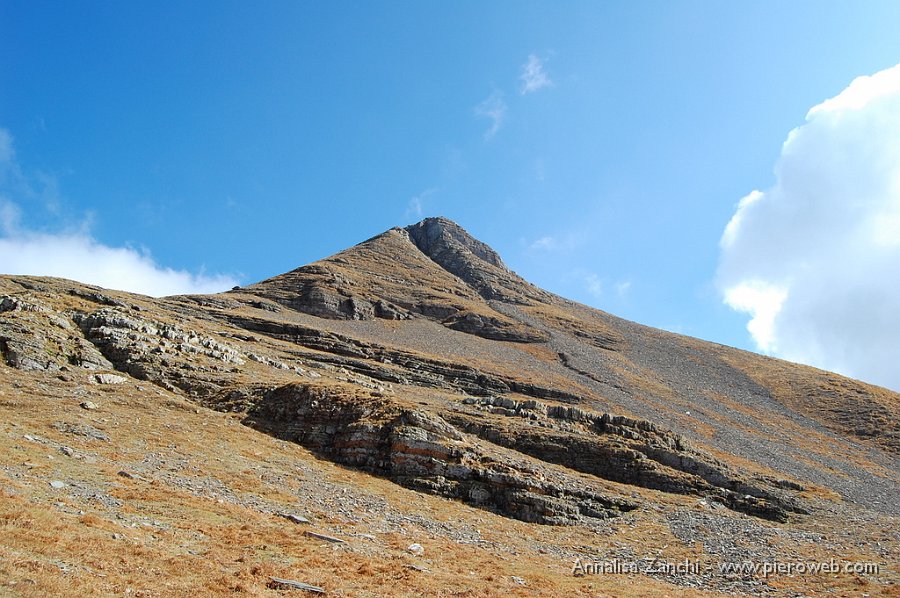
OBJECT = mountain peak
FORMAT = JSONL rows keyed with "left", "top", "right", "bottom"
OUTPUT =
{"left": 403, "top": 216, "right": 548, "bottom": 304}
{"left": 404, "top": 217, "right": 508, "bottom": 271}
{"left": 242, "top": 217, "right": 551, "bottom": 343}
{"left": 3, "top": 221, "right": 898, "bottom": 597}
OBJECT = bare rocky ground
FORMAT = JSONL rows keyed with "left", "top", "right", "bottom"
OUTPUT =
{"left": 1, "top": 218, "right": 898, "bottom": 597}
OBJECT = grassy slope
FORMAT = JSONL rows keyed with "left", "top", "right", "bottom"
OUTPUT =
{"left": 1, "top": 216, "right": 898, "bottom": 598}
{"left": 1, "top": 366, "right": 730, "bottom": 598}
{"left": 3, "top": 365, "right": 897, "bottom": 597}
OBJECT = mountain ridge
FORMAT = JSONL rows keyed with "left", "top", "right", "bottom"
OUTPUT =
{"left": 1, "top": 217, "right": 897, "bottom": 596}
{"left": 240, "top": 217, "right": 898, "bottom": 457}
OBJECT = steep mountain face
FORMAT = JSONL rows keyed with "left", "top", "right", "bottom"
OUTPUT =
{"left": 245, "top": 218, "right": 553, "bottom": 342}
{"left": 1, "top": 217, "right": 898, "bottom": 596}
{"left": 404, "top": 217, "right": 548, "bottom": 303}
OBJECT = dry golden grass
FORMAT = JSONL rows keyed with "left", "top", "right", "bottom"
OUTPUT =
{"left": 711, "top": 346, "right": 899, "bottom": 455}
{"left": 522, "top": 303, "right": 625, "bottom": 349}
{"left": 0, "top": 368, "right": 740, "bottom": 597}
{"left": 3, "top": 361, "right": 896, "bottom": 597}
{"left": 2, "top": 271, "right": 898, "bottom": 597}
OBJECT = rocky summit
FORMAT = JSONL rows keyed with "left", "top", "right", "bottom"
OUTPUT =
{"left": 0, "top": 217, "right": 897, "bottom": 597}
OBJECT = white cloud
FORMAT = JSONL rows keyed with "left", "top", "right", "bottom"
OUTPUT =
{"left": 717, "top": 63, "right": 900, "bottom": 390}
{"left": 0, "top": 129, "right": 13, "bottom": 165}
{"left": 583, "top": 274, "right": 631, "bottom": 301}
{"left": 0, "top": 199, "right": 19, "bottom": 233}
{"left": 0, "top": 222, "right": 238, "bottom": 297}
{"left": 405, "top": 187, "right": 437, "bottom": 220}
{"left": 528, "top": 231, "right": 585, "bottom": 253}
{"left": 614, "top": 280, "right": 632, "bottom": 299}
{"left": 530, "top": 236, "right": 557, "bottom": 251}
{"left": 0, "top": 127, "right": 238, "bottom": 297}
{"left": 474, "top": 91, "right": 507, "bottom": 140}
{"left": 722, "top": 280, "right": 787, "bottom": 353}
{"left": 407, "top": 197, "right": 422, "bottom": 218}
{"left": 519, "top": 54, "right": 553, "bottom": 94}
{"left": 585, "top": 273, "right": 603, "bottom": 298}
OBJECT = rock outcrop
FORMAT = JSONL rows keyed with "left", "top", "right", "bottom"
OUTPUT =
{"left": 404, "top": 217, "right": 555, "bottom": 306}
{"left": 245, "top": 382, "right": 802, "bottom": 523}
{"left": 0, "top": 294, "right": 112, "bottom": 371}
{"left": 1, "top": 217, "right": 897, "bottom": 534}
{"left": 245, "top": 382, "right": 638, "bottom": 526}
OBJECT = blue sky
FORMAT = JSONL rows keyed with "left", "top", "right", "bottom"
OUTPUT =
{"left": 2, "top": 2, "right": 900, "bottom": 389}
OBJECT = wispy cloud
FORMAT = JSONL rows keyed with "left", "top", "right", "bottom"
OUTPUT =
{"left": 519, "top": 54, "right": 553, "bottom": 95}
{"left": 472, "top": 54, "right": 550, "bottom": 141}
{"left": 717, "top": 63, "right": 900, "bottom": 390}
{"left": 585, "top": 273, "right": 604, "bottom": 298}
{"left": 527, "top": 231, "right": 585, "bottom": 253}
{"left": 534, "top": 158, "right": 546, "bottom": 182}
{"left": 563, "top": 268, "right": 631, "bottom": 304}
{"left": 405, "top": 187, "right": 438, "bottom": 220}
{"left": 584, "top": 274, "right": 632, "bottom": 301}
{"left": 0, "top": 129, "right": 13, "bottom": 165}
{"left": 0, "top": 127, "right": 238, "bottom": 297}
{"left": 530, "top": 236, "right": 557, "bottom": 251}
{"left": 474, "top": 91, "right": 507, "bottom": 140}
{"left": 614, "top": 280, "right": 632, "bottom": 299}
{"left": 0, "top": 198, "right": 19, "bottom": 232}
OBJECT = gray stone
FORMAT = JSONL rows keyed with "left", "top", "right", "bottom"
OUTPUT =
{"left": 91, "top": 373, "right": 127, "bottom": 385}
